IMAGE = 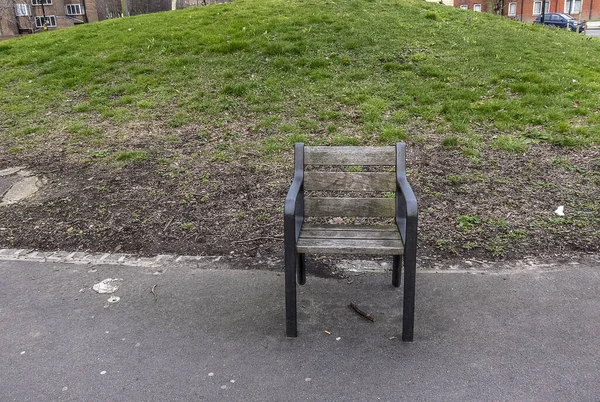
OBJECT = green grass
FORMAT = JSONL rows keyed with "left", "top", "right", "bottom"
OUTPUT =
{"left": 115, "top": 150, "right": 149, "bottom": 163}
{"left": 2, "top": 0, "right": 600, "bottom": 153}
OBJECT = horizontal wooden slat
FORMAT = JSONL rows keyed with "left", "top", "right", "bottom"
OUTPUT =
{"left": 296, "top": 238, "right": 403, "bottom": 255}
{"left": 300, "top": 228, "right": 401, "bottom": 240}
{"left": 304, "top": 197, "right": 395, "bottom": 217}
{"left": 304, "top": 172, "right": 395, "bottom": 192}
{"left": 304, "top": 146, "right": 395, "bottom": 166}
{"left": 302, "top": 224, "right": 398, "bottom": 232}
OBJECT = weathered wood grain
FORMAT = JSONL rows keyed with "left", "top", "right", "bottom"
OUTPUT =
{"left": 304, "top": 172, "right": 395, "bottom": 192}
{"left": 296, "top": 238, "right": 404, "bottom": 254}
{"left": 304, "top": 146, "right": 395, "bottom": 166}
{"left": 300, "top": 227, "right": 401, "bottom": 240}
{"left": 304, "top": 197, "right": 395, "bottom": 217}
{"left": 301, "top": 224, "right": 398, "bottom": 232}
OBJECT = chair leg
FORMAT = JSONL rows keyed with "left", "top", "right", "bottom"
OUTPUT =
{"left": 392, "top": 255, "right": 402, "bottom": 288}
{"left": 402, "top": 252, "right": 416, "bottom": 342}
{"left": 297, "top": 254, "right": 306, "bottom": 285}
{"left": 285, "top": 250, "right": 298, "bottom": 337}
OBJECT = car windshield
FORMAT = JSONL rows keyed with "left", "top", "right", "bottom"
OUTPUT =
{"left": 557, "top": 13, "right": 574, "bottom": 20}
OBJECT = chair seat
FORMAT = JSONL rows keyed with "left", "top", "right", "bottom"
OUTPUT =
{"left": 296, "top": 224, "right": 404, "bottom": 255}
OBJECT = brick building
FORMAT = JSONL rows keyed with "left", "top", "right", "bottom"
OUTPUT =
{"left": 0, "top": 0, "right": 99, "bottom": 37}
{"left": 454, "top": 0, "right": 600, "bottom": 21}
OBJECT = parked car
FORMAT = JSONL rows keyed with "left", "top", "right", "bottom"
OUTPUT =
{"left": 535, "top": 13, "right": 586, "bottom": 33}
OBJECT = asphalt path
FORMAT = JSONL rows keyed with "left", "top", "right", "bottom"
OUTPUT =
{"left": 586, "top": 29, "right": 600, "bottom": 37}
{"left": 2, "top": 258, "right": 600, "bottom": 401}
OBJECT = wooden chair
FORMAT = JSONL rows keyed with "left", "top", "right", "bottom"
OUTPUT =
{"left": 284, "top": 142, "right": 418, "bottom": 341}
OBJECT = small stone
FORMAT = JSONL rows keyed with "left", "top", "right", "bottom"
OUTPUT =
{"left": 0, "top": 176, "right": 41, "bottom": 206}
{"left": 220, "top": 385, "right": 227, "bottom": 390}
{"left": 335, "top": 337, "right": 341, "bottom": 341}
{"left": 0, "top": 167, "right": 25, "bottom": 177}
{"left": 305, "top": 377, "right": 312, "bottom": 382}
{"left": 20, "top": 351, "right": 25, "bottom": 355}
{"left": 208, "top": 372, "right": 214, "bottom": 377}
{"left": 230, "top": 380, "right": 235, "bottom": 383}
{"left": 100, "top": 371, "right": 106, "bottom": 375}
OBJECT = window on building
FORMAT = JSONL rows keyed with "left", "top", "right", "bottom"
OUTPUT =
{"left": 474, "top": 4, "right": 482, "bottom": 11}
{"left": 35, "top": 15, "right": 56, "bottom": 27}
{"left": 565, "top": 0, "right": 582, "bottom": 13}
{"left": 533, "top": 1, "right": 550, "bottom": 14}
{"left": 14, "top": 3, "right": 30, "bottom": 16}
{"left": 31, "top": 0, "right": 52, "bottom": 5}
{"left": 66, "top": 4, "right": 84, "bottom": 15}
{"left": 460, "top": 4, "right": 468, "bottom": 9}
{"left": 508, "top": 2, "right": 517, "bottom": 15}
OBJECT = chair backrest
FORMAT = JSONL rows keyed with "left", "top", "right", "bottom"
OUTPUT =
{"left": 301, "top": 145, "right": 400, "bottom": 218}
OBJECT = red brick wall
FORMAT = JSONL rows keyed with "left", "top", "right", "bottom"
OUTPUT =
{"left": 454, "top": 0, "right": 492, "bottom": 12}
{"left": 455, "top": 0, "right": 600, "bottom": 21}
{"left": 82, "top": 0, "right": 99, "bottom": 22}
{"left": 5, "top": 0, "right": 98, "bottom": 35}
{"left": 1, "top": 6, "right": 20, "bottom": 36}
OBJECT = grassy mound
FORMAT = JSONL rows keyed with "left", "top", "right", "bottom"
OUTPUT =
{"left": 2, "top": 0, "right": 600, "bottom": 150}
{"left": 0, "top": 0, "right": 599, "bottom": 259}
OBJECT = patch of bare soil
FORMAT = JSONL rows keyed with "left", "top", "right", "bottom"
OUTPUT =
{"left": 0, "top": 140, "right": 598, "bottom": 261}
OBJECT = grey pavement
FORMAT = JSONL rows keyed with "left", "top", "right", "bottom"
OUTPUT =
{"left": 2, "top": 257, "right": 600, "bottom": 401}
{"left": 586, "top": 21, "right": 600, "bottom": 29}
{"left": 587, "top": 20, "right": 600, "bottom": 36}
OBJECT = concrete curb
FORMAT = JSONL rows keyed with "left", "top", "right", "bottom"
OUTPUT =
{"left": 0, "top": 248, "right": 288, "bottom": 270}
{"left": 1, "top": 248, "right": 599, "bottom": 276}
{"left": 0, "top": 248, "right": 205, "bottom": 267}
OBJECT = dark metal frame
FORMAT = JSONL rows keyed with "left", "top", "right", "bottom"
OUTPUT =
{"left": 284, "top": 142, "right": 418, "bottom": 341}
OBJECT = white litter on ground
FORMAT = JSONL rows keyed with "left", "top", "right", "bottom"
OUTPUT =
{"left": 555, "top": 206, "right": 565, "bottom": 216}
{"left": 107, "top": 296, "right": 120, "bottom": 303}
{"left": 92, "top": 278, "right": 123, "bottom": 294}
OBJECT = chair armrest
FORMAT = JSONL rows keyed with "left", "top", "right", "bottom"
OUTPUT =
{"left": 284, "top": 143, "right": 305, "bottom": 243}
{"left": 395, "top": 142, "right": 418, "bottom": 246}
{"left": 284, "top": 175, "right": 304, "bottom": 240}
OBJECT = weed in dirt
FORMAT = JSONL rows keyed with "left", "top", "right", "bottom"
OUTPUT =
{"left": 137, "top": 100, "right": 155, "bottom": 108}
{"left": 442, "top": 136, "right": 460, "bottom": 148}
{"left": 447, "top": 174, "right": 462, "bottom": 185}
{"left": 90, "top": 149, "right": 110, "bottom": 158}
{"left": 493, "top": 135, "right": 528, "bottom": 153}
{"left": 457, "top": 215, "right": 481, "bottom": 233}
{"left": 317, "top": 110, "right": 340, "bottom": 121}
{"left": 379, "top": 126, "right": 407, "bottom": 144}
{"left": 73, "top": 103, "right": 91, "bottom": 113}
{"left": 330, "top": 134, "right": 359, "bottom": 145}
{"left": 115, "top": 151, "right": 148, "bottom": 163}
{"left": 181, "top": 222, "right": 197, "bottom": 230}
{"left": 68, "top": 123, "right": 101, "bottom": 138}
